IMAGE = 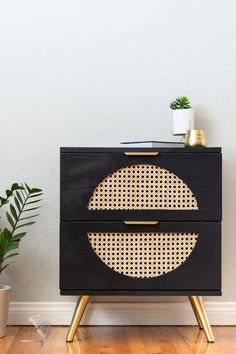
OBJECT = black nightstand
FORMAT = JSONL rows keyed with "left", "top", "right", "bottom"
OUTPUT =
{"left": 60, "top": 147, "right": 222, "bottom": 342}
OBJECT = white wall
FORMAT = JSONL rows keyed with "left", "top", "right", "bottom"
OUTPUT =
{"left": 0, "top": 0, "right": 236, "bottom": 308}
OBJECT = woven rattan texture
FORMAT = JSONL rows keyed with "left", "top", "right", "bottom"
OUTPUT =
{"left": 88, "top": 164, "right": 198, "bottom": 210}
{"left": 88, "top": 232, "right": 198, "bottom": 278}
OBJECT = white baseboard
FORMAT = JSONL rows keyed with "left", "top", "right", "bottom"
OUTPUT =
{"left": 8, "top": 301, "right": 236, "bottom": 326}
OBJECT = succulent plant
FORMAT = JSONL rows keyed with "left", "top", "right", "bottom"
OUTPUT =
{"left": 169, "top": 96, "right": 191, "bottom": 110}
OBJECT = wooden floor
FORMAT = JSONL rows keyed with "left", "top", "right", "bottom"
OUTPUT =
{"left": 0, "top": 326, "right": 236, "bottom": 354}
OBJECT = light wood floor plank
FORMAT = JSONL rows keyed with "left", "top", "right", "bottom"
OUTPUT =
{"left": 1, "top": 326, "right": 236, "bottom": 354}
{"left": 125, "top": 327, "right": 149, "bottom": 354}
{"left": 0, "top": 327, "right": 18, "bottom": 353}
{"left": 139, "top": 327, "right": 163, "bottom": 354}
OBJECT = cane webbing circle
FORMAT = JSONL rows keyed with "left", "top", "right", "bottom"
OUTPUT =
{"left": 88, "top": 164, "right": 198, "bottom": 210}
{"left": 88, "top": 232, "right": 198, "bottom": 278}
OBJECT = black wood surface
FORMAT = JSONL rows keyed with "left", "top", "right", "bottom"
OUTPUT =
{"left": 61, "top": 290, "right": 221, "bottom": 295}
{"left": 61, "top": 147, "right": 221, "bottom": 153}
{"left": 60, "top": 151, "right": 222, "bottom": 221}
{"left": 60, "top": 221, "right": 221, "bottom": 294}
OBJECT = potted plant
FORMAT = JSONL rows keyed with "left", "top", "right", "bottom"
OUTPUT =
{"left": 0, "top": 183, "right": 42, "bottom": 337}
{"left": 169, "top": 96, "right": 194, "bottom": 135}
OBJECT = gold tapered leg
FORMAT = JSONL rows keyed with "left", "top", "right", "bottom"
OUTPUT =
{"left": 188, "top": 296, "right": 203, "bottom": 329}
{"left": 66, "top": 295, "right": 90, "bottom": 342}
{"left": 190, "top": 296, "right": 215, "bottom": 343}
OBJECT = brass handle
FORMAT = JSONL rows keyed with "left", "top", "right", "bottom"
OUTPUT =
{"left": 124, "top": 221, "right": 159, "bottom": 225}
{"left": 124, "top": 152, "right": 159, "bottom": 156}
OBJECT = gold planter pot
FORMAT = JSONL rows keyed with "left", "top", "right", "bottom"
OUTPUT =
{"left": 185, "top": 130, "right": 207, "bottom": 147}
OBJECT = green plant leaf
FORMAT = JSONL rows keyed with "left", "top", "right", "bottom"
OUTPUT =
{"left": 0, "top": 263, "right": 12, "bottom": 273}
{"left": 22, "top": 207, "right": 40, "bottom": 212}
{"left": 25, "top": 183, "right": 31, "bottom": 193}
{"left": 20, "top": 186, "right": 27, "bottom": 199}
{"left": 11, "top": 183, "right": 19, "bottom": 190}
{"left": 29, "top": 193, "right": 43, "bottom": 199}
{"left": 169, "top": 96, "right": 191, "bottom": 110}
{"left": 0, "top": 197, "right": 7, "bottom": 204}
{"left": 11, "top": 232, "right": 26, "bottom": 241}
{"left": 20, "top": 214, "right": 39, "bottom": 221}
{"left": 3, "top": 253, "right": 19, "bottom": 261}
{"left": 26, "top": 199, "right": 42, "bottom": 205}
{"left": 30, "top": 188, "right": 42, "bottom": 193}
{"left": 14, "top": 197, "right": 21, "bottom": 212}
{"left": 6, "top": 190, "right": 12, "bottom": 198}
{"left": 15, "top": 222, "right": 36, "bottom": 229}
{"left": 6, "top": 241, "right": 19, "bottom": 252}
{"left": 10, "top": 204, "right": 18, "bottom": 220}
{"left": 11, "top": 183, "right": 23, "bottom": 191}
{"left": 16, "top": 191, "right": 23, "bottom": 205}
{"left": 3, "top": 228, "right": 12, "bottom": 240}
{"left": 6, "top": 212, "right": 15, "bottom": 229}
{"left": 28, "top": 193, "right": 43, "bottom": 198}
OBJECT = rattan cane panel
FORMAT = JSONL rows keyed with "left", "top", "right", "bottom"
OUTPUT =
{"left": 88, "top": 164, "right": 198, "bottom": 210}
{"left": 88, "top": 232, "right": 198, "bottom": 278}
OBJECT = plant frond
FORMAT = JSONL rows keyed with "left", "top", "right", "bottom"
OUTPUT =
{"left": 0, "top": 182, "right": 42, "bottom": 275}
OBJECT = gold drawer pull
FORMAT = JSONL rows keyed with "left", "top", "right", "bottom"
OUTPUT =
{"left": 124, "top": 221, "right": 159, "bottom": 225}
{"left": 124, "top": 152, "right": 159, "bottom": 156}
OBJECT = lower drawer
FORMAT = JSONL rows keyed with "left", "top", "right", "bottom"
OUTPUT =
{"left": 60, "top": 221, "right": 221, "bottom": 295}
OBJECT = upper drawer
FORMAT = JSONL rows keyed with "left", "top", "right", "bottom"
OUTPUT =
{"left": 60, "top": 149, "right": 222, "bottom": 221}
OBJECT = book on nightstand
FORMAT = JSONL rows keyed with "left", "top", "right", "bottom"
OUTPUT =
{"left": 120, "top": 140, "right": 184, "bottom": 147}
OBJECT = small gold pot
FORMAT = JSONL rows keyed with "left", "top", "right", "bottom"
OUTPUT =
{"left": 184, "top": 130, "right": 207, "bottom": 147}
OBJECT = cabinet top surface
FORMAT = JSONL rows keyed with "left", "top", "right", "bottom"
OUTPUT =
{"left": 60, "top": 147, "right": 221, "bottom": 153}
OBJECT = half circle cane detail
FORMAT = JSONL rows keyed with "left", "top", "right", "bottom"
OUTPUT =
{"left": 88, "top": 164, "right": 198, "bottom": 210}
{"left": 88, "top": 232, "right": 198, "bottom": 278}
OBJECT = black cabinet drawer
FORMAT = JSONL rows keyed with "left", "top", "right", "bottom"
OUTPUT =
{"left": 60, "top": 149, "right": 222, "bottom": 221}
{"left": 60, "top": 221, "right": 221, "bottom": 295}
